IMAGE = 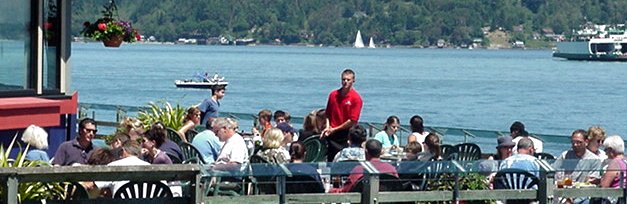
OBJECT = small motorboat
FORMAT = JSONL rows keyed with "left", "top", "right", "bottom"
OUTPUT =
{"left": 174, "top": 73, "right": 228, "bottom": 89}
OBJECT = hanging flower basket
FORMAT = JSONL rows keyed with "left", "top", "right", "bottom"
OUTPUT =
{"left": 80, "top": 0, "right": 140, "bottom": 48}
{"left": 102, "top": 34, "right": 124, "bottom": 47}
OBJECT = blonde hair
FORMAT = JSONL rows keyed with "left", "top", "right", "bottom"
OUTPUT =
{"left": 21, "top": 125, "right": 48, "bottom": 149}
{"left": 587, "top": 126, "right": 606, "bottom": 140}
{"left": 263, "top": 128, "right": 285, "bottom": 149}
{"left": 119, "top": 117, "right": 143, "bottom": 133}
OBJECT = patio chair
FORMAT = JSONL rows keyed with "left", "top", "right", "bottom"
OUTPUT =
{"left": 185, "top": 129, "right": 198, "bottom": 143}
{"left": 51, "top": 182, "right": 89, "bottom": 200}
{"left": 166, "top": 152, "right": 183, "bottom": 164}
{"left": 453, "top": 143, "right": 482, "bottom": 161}
{"left": 440, "top": 144, "right": 455, "bottom": 160}
{"left": 303, "top": 136, "right": 325, "bottom": 162}
{"left": 534, "top": 152, "right": 555, "bottom": 160}
{"left": 113, "top": 181, "right": 173, "bottom": 199}
{"left": 179, "top": 142, "right": 207, "bottom": 164}
{"left": 349, "top": 173, "right": 405, "bottom": 192}
{"left": 249, "top": 154, "right": 276, "bottom": 194}
{"left": 166, "top": 127, "right": 184, "bottom": 144}
{"left": 493, "top": 168, "right": 539, "bottom": 204}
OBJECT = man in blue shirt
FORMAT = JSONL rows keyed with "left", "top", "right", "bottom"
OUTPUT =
{"left": 198, "top": 85, "right": 225, "bottom": 127}
{"left": 191, "top": 121, "right": 222, "bottom": 164}
{"left": 499, "top": 137, "right": 540, "bottom": 177}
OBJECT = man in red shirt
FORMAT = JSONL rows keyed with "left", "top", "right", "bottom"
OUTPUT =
{"left": 332, "top": 139, "right": 398, "bottom": 192}
{"left": 322, "top": 69, "right": 363, "bottom": 162}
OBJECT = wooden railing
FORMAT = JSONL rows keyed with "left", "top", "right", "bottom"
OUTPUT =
{"left": 1, "top": 161, "right": 625, "bottom": 204}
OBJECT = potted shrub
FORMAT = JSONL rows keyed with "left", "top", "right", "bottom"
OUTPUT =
{"left": 80, "top": 0, "right": 140, "bottom": 47}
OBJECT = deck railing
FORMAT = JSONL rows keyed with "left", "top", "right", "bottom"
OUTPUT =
{"left": 1, "top": 161, "right": 624, "bottom": 204}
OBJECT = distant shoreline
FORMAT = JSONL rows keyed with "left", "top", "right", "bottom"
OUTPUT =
{"left": 70, "top": 40, "right": 554, "bottom": 50}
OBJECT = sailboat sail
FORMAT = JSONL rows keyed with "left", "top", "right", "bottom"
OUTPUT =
{"left": 354, "top": 30, "right": 365, "bottom": 48}
{"left": 368, "top": 37, "right": 375, "bottom": 48}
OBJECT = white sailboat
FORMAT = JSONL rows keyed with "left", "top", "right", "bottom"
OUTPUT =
{"left": 368, "top": 37, "right": 375, "bottom": 48}
{"left": 354, "top": 30, "right": 365, "bottom": 48}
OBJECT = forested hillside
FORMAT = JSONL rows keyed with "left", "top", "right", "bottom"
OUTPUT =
{"left": 71, "top": 0, "right": 627, "bottom": 47}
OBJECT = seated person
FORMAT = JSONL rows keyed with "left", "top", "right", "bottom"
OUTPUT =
{"left": 286, "top": 141, "right": 324, "bottom": 193}
{"left": 93, "top": 140, "right": 151, "bottom": 197}
{"left": 499, "top": 137, "right": 540, "bottom": 178}
{"left": 177, "top": 107, "right": 202, "bottom": 142}
{"left": 552, "top": 129, "right": 602, "bottom": 183}
{"left": 415, "top": 133, "right": 442, "bottom": 161}
{"left": 53, "top": 118, "right": 97, "bottom": 166}
{"left": 191, "top": 121, "right": 222, "bottom": 164}
{"left": 595, "top": 135, "right": 626, "bottom": 188}
{"left": 256, "top": 128, "right": 290, "bottom": 164}
{"left": 403, "top": 141, "right": 422, "bottom": 161}
{"left": 213, "top": 117, "right": 249, "bottom": 171}
{"left": 332, "top": 139, "right": 398, "bottom": 193}
{"left": 373, "top": 116, "right": 400, "bottom": 152}
{"left": 142, "top": 123, "right": 173, "bottom": 164}
{"left": 333, "top": 124, "right": 367, "bottom": 162}
{"left": 21, "top": 125, "right": 51, "bottom": 163}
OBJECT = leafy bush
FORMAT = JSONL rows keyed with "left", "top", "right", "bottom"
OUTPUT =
{"left": 137, "top": 101, "right": 187, "bottom": 130}
{"left": 0, "top": 134, "right": 65, "bottom": 202}
{"left": 426, "top": 173, "right": 492, "bottom": 204}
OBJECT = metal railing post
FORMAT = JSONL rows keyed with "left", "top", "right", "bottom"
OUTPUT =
{"left": 277, "top": 175, "right": 286, "bottom": 204}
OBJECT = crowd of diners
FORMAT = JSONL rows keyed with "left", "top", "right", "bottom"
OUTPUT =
{"left": 14, "top": 69, "right": 624, "bottom": 202}
{"left": 18, "top": 111, "right": 626, "bottom": 203}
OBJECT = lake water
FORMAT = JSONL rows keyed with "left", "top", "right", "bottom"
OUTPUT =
{"left": 71, "top": 43, "right": 627, "bottom": 156}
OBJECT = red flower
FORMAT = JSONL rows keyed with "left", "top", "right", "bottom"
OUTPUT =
{"left": 44, "top": 22, "right": 53, "bottom": 30}
{"left": 135, "top": 33, "right": 141, "bottom": 41}
{"left": 97, "top": 23, "right": 107, "bottom": 31}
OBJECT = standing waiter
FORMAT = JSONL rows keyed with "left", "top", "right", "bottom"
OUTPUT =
{"left": 321, "top": 69, "right": 363, "bottom": 162}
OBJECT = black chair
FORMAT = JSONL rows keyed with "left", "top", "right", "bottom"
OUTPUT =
{"left": 286, "top": 175, "right": 325, "bottom": 194}
{"left": 440, "top": 144, "right": 455, "bottom": 160}
{"left": 51, "top": 182, "right": 89, "bottom": 200}
{"left": 179, "top": 142, "right": 207, "bottom": 164}
{"left": 249, "top": 155, "right": 276, "bottom": 194}
{"left": 453, "top": 143, "right": 482, "bottom": 161}
{"left": 166, "top": 152, "right": 183, "bottom": 164}
{"left": 534, "top": 152, "right": 555, "bottom": 160}
{"left": 166, "top": 127, "right": 183, "bottom": 144}
{"left": 113, "top": 181, "right": 173, "bottom": 199}
{"left": 493, "top": 168, "right": 539, "bottom": 204}
{"left": 349, "top": 173, "right": 405, "bottom": 193}
{"left": 303, "top": 136, "right": 325, "bottom": 162}
{"left": 186, "top": 129, "right": 198, "bottom": 143}
{"left": 397, "top": 161, "right": 430, "bottom": 191}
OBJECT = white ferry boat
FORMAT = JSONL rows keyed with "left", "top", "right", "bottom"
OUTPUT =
{"left": 553, "top": 24, "right": 627, "bottom": 61}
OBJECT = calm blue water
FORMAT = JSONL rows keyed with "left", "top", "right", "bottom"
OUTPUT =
{"left": 71, "top": 43, "right": 627, "bottom": 155}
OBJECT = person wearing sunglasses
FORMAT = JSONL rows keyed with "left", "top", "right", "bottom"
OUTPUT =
{"left": 52, "top": 118, "right": 97, "bottom": 166}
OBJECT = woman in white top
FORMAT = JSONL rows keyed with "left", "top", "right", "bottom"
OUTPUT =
{"left": 373, "top": 115, "right": 400, "bottom": 151}
{"left": 407, "top": 115, "right": 429, "bottom": 144}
